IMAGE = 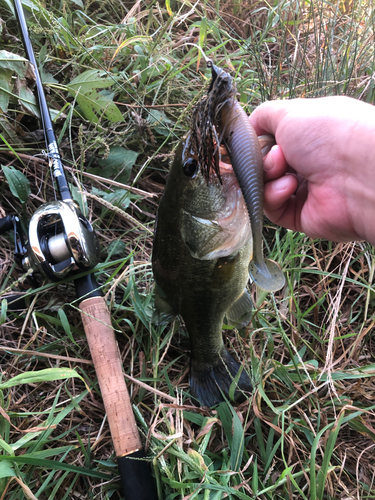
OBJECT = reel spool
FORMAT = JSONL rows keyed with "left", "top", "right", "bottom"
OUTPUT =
{"left": 24, "top": 201, "right": 100, "bottom": 281}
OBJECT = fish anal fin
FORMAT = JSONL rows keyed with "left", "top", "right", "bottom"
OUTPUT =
{"left": 226, "top": 289, "right": 253, "bottom": 327}
{"left": 249, "top": 258, "right": 285, "bottom": 292}
{"left": 189, "top": 349, "right": 252, "bottom": 407}
{"left": 153, "top": 286, "right": 177, "bottom": 325}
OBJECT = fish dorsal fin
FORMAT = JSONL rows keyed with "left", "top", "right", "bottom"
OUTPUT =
{"left": 153, "top": 285, "right": 177, "bottom": 325}
{"left": 249, "top": 258, "right": 285, "bottom": 292}
{"left": 226, "top": 289, "right": 253, "bottom": 327}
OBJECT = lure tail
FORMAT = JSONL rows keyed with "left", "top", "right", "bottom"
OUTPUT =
{"left": 189, "top": 349, "right": 252, "bottom": 407}
{"left": 249, "top": 258, "right": 285, "bottom": 293}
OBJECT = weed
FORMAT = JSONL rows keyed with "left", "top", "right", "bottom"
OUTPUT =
{"left": 0, "top": 0, "right": 374, "bottom": 499}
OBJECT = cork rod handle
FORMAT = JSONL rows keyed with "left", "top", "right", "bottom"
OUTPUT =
{"left": 79, "top": 296, "right": 142, "bottom": 457}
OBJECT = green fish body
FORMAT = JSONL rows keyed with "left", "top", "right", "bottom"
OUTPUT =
{"left": 152, "top": 135, "right": 253, "bottom": 407}
{"left": 152, "top": 64, "right": 284, "bottom": 407}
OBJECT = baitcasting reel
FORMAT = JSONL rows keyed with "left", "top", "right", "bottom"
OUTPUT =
{"left": 24, "top": 200, "right": 100, "bottom": 281}
{"left": 0, "top": 201, "right": 100, "bottom": 283}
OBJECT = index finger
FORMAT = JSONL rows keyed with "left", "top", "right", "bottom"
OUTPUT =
{"left": 249, "top": 100, "right": 292, "bottom": 136}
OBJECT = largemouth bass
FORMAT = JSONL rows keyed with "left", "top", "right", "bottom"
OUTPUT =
{"left": 152, "top": 64, "right": 284, "bottom": 407}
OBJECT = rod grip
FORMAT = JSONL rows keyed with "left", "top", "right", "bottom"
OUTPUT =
{"left": 79, "top": 296, "right": 142, "bottom": 456}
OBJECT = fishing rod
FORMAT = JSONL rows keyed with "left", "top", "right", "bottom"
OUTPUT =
{"left": 0, "top": 1, "right": 158, "bottom": 498}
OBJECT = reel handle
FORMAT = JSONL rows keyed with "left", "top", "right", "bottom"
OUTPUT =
{"left": 0, "top": 215, "right": 15, "bottom": 235}
{"left": 79, "top": 294, "right": 158, "bottom": 499}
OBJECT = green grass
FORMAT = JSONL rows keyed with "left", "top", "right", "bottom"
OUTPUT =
{"left": 0, "top": 0, "right": 375, "bottom": 498}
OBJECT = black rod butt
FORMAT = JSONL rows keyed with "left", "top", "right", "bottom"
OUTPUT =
{"left": 2, "top": 293, "right": 28, "bottom": 310}
{"left": 117, "top": 449, "right": 158, "bottom": 500}
{"left": 74, "top": 274, "right": 103, "bottom": 303}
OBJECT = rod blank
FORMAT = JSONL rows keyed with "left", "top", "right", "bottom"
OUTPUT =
{"left": 13, "top": 0, "right": 72, "bottom": 201}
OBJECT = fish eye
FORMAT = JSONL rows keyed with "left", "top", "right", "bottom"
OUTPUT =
{"left": 182, "top": 158, "right": 199, "bottom": 178}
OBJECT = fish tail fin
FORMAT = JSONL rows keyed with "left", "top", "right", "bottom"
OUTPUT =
{"left": 249, "top": 258, "right": 285, "bottom": 292}
{"left": 189, "top": 350, "right": 252, "bottom": 407}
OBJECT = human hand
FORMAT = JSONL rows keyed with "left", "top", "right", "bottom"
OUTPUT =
{"left": 249, "top": 96, "right": 375, "bottom": 245}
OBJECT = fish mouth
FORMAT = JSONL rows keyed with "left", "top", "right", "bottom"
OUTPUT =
{"left": 197, "top": 144, "right": 252, "bottom": 260}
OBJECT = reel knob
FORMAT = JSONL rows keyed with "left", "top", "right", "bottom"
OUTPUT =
{"left": 25, "top": 201, "right": 100, "bottom": 280}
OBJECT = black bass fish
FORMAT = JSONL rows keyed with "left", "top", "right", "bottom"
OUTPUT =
{"left": 152, "top": 64, "right": 284, "bottom": 407}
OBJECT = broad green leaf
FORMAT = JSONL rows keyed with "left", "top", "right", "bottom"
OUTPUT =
{"left": 67, "top": 69, "right": 115, "bottom": 93}
{"left": 0, "top": 367, "right": 86, "bottom": 389}
{"left": 277, "top": 466, "right": 294, "bottom": 483}
{"left": 2, "top": 165, "right": 31, "bottom": 204}
{"left": 0, "top": 68, "right": 12, "bottom": 112}
{"left": 75, "top": 90, "right": 123, "bottom": 123}
{"left": 90, "top": 147, "right": 139, "bottom": 183}
{"left": 0, "top": 461, "right": 15, "bottom": 479}
{"left": 0, "top": 50, "right": 34, "bottom": 78}
{"left": 0, "top": 0, "right": 42, "bottom": 15}
{"left": 40, "top": 66, "right": 58, "bottom": 84}
{"left": 0, "top": 119, "right": 22, "bottom": 145}
{"left": 105, "top": 239, "right": 127, "bottom": 257}
{"left": 102, "top": 189, "right": 131, "bottom": 209}
{"left": 16, "top": 80, "right": 40, "bottom": 117}
{"left": 147, "top": 109, "right": 173, "bottom": 136}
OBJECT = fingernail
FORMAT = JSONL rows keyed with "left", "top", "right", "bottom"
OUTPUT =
{"left": 264, "top": 146, "right": 276, "bottom": 172}
{"left": 274, "top": 176, "right": 290, "bottom": 191}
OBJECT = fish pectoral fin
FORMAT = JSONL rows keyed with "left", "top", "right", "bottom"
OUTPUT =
{"left": 226, "top": 289, "right": 253, "bottom": 327}
{"left": 181, "top": 212, "right": 223, "bottom": 260}
{"left": 249, "top": 258, "right": 285, "bottom": 292}
{"left": 153, "top": 285, "right": 177, "bottom": 325}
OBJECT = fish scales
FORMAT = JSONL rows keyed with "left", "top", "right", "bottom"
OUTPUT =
{"left": 152, "top": 63, "right": 284, "bottom": 407}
